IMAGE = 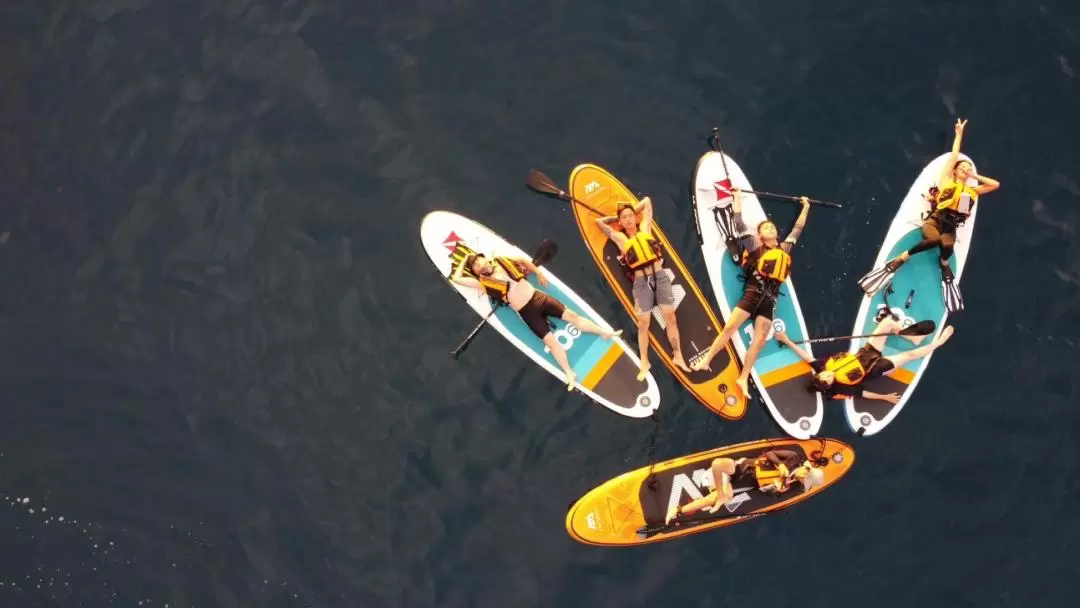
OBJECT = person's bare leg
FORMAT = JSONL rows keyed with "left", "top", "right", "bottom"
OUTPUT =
{"left": 690, "top": 307, "right": 750, "bottom": 371}
{"left": 543, "top": 333, "right": 576, "bottom": 391}
{"left": 660, "top": 304, "right": 690, "bottom": 372}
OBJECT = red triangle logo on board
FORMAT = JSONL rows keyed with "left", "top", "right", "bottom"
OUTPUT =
{"left": 443, "top": 231, "right": 463, "bottom": 252}
{"left": 713, "top": 178, "right": 733, "bottom": 202}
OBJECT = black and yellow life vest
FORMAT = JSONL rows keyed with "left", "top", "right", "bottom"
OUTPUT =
{"left": 824, "top": 353, "right": 867, "bottom": 386}
{"left": 741, "top": 245, "right": 792, "bottom": 285}
{"left": 934, "top": 178, "right": 979, "bottom": 216}
{"left": 620, "top": 229, "right": 663, "bottom": 270}
{"left": 449, "top": 243, "right": 527, "bottom": 302}
{"left": 753, "top": 459, "right": 791, "bottom": 492}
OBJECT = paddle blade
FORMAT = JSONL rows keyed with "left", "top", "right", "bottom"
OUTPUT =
{"left": 526, "top": 169, "right": 567, "bottom": 200}
{"left": 899, "top": 320, "right": 937, "bottom": 336}
{"left": 533, "top": 238, "right": 558, "bottom": 266}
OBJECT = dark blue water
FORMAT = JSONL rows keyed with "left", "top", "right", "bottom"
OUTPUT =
{"left": 2, "top": 1, "right": 1079, "bottom": 606}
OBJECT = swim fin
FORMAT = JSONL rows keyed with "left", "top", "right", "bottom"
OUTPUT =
{"left": 858, "top": 258, "right": 905, "bottom": 296}
{"left": 940, "top": 264, "right": 964, "bottom": 313}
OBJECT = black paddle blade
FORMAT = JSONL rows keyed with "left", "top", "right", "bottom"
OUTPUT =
{"left": 899, "top": 320, "right": 937, "bottom": 336}
{"left": 525, "top": 169, "right": 567, "bottom": 200}
{"left": 533, "top": 238, "right": 558, "bottom": 265}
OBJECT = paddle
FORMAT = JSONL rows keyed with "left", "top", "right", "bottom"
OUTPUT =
{"left": 525, "top": 170, "right": 607, "bottom": 216}
{"left": 449, "top": 239, "right": 559, "bottom": 359}
{"left": 636, "top": 509, "right": 759, "bottom": 538}
{"left": 704, "top": 128, "right": 743, "bottom": 262}
{"left": 786, "top": 320, "right": 937, "bottom": 346}
{"left": 707, "top": 128, "right": 843, "bottom": 209}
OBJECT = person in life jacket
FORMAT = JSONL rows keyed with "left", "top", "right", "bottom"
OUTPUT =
{"left": 775, "top": 317, "right": 956, "bottom": 402}
{"left": 451, "top": 249, "right": 621, "bottom": 392}
{"left": 665, "top": 449, "right": 827, "bottom": 525}
{"left": 595, "top": 197, "right": 690, "bottom": 380}
{"left": 689, "top": 188, "right": 812, "bottom": 397}
{"left": 858, "top": 119, "right": 1001, "bottom": 313}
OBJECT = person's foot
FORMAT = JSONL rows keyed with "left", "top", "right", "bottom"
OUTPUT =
{"left": 735, "top": 376, "right": 750, "bottom": 397}
{"left": 690, "top": 358, "right": 711, "bottom": 372}
{"left": 636, "top": 362, "right": 651, "bottom": 382}
{"left": 566, "top": 371, "right": 578, "bottom": 392}
{"left": 672, "top": 353, "right": 691, "bottom": 372}
{"left": 604, "top": 329, "right": 623, "bottom": 341}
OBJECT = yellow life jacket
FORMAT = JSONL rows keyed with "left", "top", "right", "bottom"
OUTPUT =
{"left": 450, "top": 243, "right": 527, "bottom": 302}
{"left": 934, "top": 178, "right": 979, "bottom": 215}
{"left": 825, "top": 353, "right": 867, "bottom": 386}
{"left": 753, "top": 460, "right": 791, "bottom": 492}
{"left": 742, "top": 245, "right": 792, "bottom": 284}
{"left": 620, "top": 229, "right": 662, "bottom": 270}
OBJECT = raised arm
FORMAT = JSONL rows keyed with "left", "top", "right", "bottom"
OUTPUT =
{"left": 971, "top": 172, "right": 1000, "bottom": 195}
{"left": 774, "top": 331, "right": 815, "bottom": 364}
{"left": 638, "top": 196, "right": 654, "bottom": 233}
{"left": 450, "top": 260, "right": 481, "bottom": 290}
{"left": 939, "top": 118, "right": 967, "bottom": 188}
{"left": 594, "top": 216, "right": 625, "bottom": 244}
{"left": 782, "top": 197, "right": 811, "bottom": 251}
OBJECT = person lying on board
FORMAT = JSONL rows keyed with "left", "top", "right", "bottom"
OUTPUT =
{"left": 665, "top": 449, "right": 826, "bottom": 524}
{"left": 774, "top": 318, "right": 955, "bottom": 403}
{"left": 858, "top": 118, "right": 1001, "bottom": 313}
{"left": 689, "top": 188, "right": 812, "bottom": 396}
{"left": 451, "top": 252, "right": 621, "bottom": 392}
{"left": 595, "top": 197, "right": 690, "bottom": 380}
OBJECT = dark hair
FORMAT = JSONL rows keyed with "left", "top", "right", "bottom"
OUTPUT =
{"left": 757, "top": 219, "right": 777, "bottom": 234}
{"left": 953, "top": 160, "right": 969, "bottom": 171}
{"left": 617, "top": 203, "right": 636, "bottom": 216}
{"left": 465, "top": 253, "right": 484, "bottom": 272}
{"left": 806, "top": 376, "right": 831, "bottom": 394}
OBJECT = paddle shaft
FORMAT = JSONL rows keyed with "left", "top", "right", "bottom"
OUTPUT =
{"left": 706, "top": 129, "right": 842, "bottom": 209}
{"left": 789, "top": 329, "right": 924, "bottom": 346}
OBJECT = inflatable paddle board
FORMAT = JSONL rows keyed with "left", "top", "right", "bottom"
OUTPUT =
{"left": 845, "top": 153, "right": 977, "bottom": 436}
{"left": 691, "top": 149, "right": 823, "bottom": 439}
{"left": 565, "top": 437, "right": 854, "bottom": 546}
{"left": 567, "top": 164, "right": 746, "bottom": 420}
{"left": 420, "top": 210, "right": 661, "bottom": 418}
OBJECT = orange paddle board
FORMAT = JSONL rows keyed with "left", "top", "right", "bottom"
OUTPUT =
{"left": 567, "top": 164, "right": 746, "bottom": 419}
{"left": 565, "top": 437, "right": 855, "bottom": 546}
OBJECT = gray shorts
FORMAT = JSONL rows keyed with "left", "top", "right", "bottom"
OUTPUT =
{"left": 632, "top": 271, "right": 674, "bottom": 313}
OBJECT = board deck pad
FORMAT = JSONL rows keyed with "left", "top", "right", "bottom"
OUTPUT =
{"left": 846, "top": 153, "right": 977, "bottom": 435}
{"left": 567, "top": 164, "right": 746, "bottom": 420}
{"left": 564, "top": 437, "right": 855, "bottom": 546}
{"left": 691, "top": 150, "right": 822, "bottom": 438}
{"left": 420, "top": 210, "right": 661, "bottom": 418}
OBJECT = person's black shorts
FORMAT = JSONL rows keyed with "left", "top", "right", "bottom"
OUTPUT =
{"left": 518, "top": 291, "right": 566, "bottom": 339}
{"left": 735, "top": 286, "right": 776, "bottom": 321}
{"left": 925, "top": 209, "right": 966, "bottom": 236}
{"left": 857, "top": 343, "right": 895, "bottom": 379}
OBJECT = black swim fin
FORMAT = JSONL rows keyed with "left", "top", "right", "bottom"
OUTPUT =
{"left": 858, "top": 258, "right": 904, "bottom": 296}
{"left": 940, "top": 264, "right": 964, "bottom": 313}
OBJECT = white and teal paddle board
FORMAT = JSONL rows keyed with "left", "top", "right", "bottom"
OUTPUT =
{"left": 420, "top": 210, "right": 661, "bottom": 418}
{"left": 691, "top": 150, "right": 823, "bottom": 439}
{"left": 846, "top": 152, "right": 977, "bottom": 436}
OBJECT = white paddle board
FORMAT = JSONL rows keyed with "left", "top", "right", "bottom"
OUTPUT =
{"left": 845, "top": 152, "right": 977, "bottom": 436}
{"left": 420, "top": 210, "right": 661, "bottom": 418}
{"left": 691, "top": 150, "right": 823, "bottom": 439}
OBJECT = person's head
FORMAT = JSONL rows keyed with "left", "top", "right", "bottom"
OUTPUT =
{"left": 757, "top": 219, "right": 779, "bottom": 243}
{"left": 807, "top": 369, "right": 835, "bottom": 393}
{"left": 466, "top": 253, "right": 495, "bottom": 276}
{"left": 952, "top": 159, "right": 974, "bottom": 182}
{"left": 617, "top": 203, "right": 639, "bottom": 231}
{"left": 792, "top": 462, "right": 826, "bottom": 493}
